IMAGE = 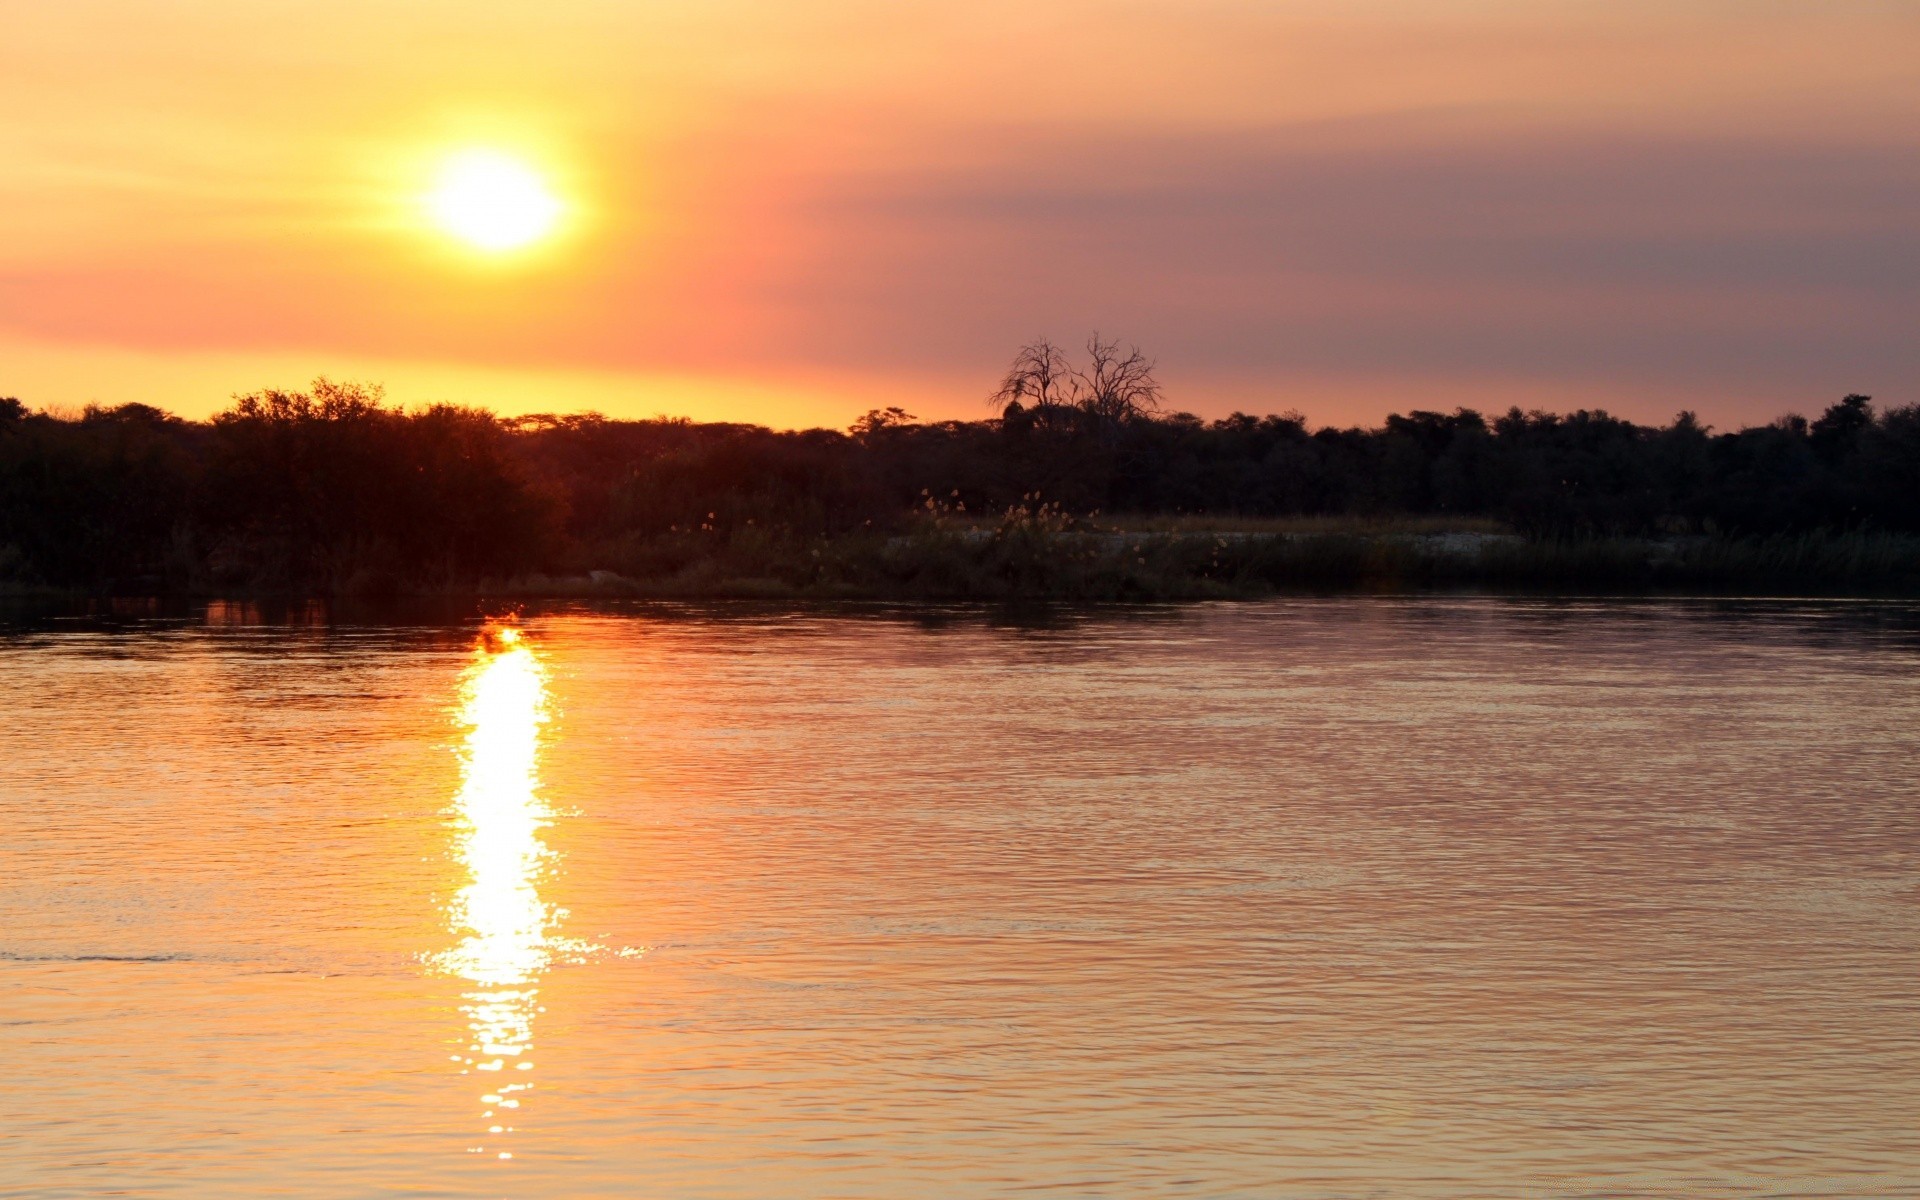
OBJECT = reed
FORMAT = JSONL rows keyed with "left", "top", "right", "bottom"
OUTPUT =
{"left": 541, "top": 527, "right": 1920, "bottom": 600}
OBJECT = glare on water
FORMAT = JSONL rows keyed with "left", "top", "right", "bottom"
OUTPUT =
{"left": 437, "top": 625, "right": 552, "bottom": 1159}
{"left": 5, "top": 599, "right": 1920, "bottom": 1198}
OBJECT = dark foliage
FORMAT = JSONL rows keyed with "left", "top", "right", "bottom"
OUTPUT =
{"left": 0, "top": 378, "right": 1915, "bottom": 593}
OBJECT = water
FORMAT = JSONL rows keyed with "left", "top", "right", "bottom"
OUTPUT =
{"left": 4, "top": 598, "right": 1919, "bottom": 1199}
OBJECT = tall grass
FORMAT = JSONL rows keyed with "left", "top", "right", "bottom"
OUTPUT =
{"left": 511, "top": 526, "right": 1920, "bottom": 600}
{"left": 1093, "top": 513, "right": 1510, "bottom": 536}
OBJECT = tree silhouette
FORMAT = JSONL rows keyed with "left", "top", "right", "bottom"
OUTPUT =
{"left": 991, "top": 334, "right": 1163, "bottom": 431}
{"left": 1073, "top": 334, "right": 1162, "bottom": 424}
{"left": 1, "top": 375, "right": 1917, "bottom": 593}
{"left": 990, "top": 339, "right": 1074, "bottom": 422}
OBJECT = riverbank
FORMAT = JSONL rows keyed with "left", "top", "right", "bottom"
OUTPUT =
{"left": 467, "top": 528, "right": 1920, "bottom": 600}
{"left": 10, "top": 528, "right": 1918, "bottom": 602}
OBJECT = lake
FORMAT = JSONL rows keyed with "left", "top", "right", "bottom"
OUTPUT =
{"left": 4, "top": 598, "right": 1919, "bottom": 1198}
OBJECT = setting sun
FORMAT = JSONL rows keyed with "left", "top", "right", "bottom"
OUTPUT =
{"left": 427, "top": 151, "right": 562, "bottom": 252}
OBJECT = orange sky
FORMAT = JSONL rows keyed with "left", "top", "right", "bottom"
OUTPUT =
{"left": 2, "top": 1, "right": 1916, "bottom": 429}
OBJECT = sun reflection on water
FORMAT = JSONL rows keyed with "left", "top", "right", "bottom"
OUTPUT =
{"left": 438, "top": 624, "right": 552, "bottom": 1161}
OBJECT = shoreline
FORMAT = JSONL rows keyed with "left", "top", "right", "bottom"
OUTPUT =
{"left": 9, "top": 529, "right": 1920, "bottom": 604}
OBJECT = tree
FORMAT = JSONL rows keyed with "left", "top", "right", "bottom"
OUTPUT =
{"left": 1811, "top": 393, "right": 1873, "bottom": 460}
{"left": 1073, "top": 334, "right": 1162, "bottom": 424}
{"left": 989, "top": 339, "right": 1074, "bottom": 420}
{"left": 990, "top": 335, "right": 1164, "bottom": 427}
{"left": 850, "top": 406, "right": 916, "bottom": 438}
{"left": 224, "top": 376, "right": 387, "bottom": 424}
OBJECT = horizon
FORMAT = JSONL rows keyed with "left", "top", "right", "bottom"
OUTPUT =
{"left": 4, "top": 2, "right": 1915, "bottom": 430}
{"left": 9, "top": 375, "right": 1885, "bottom": 438}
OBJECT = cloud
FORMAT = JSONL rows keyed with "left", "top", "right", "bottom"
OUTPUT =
{"left": 772, "top": 117, "right": 1920, "bottom": 397}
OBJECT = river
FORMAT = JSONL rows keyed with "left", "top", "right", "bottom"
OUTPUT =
{"left": 4, "top": 598, "right": 1918, "bottom": 1197}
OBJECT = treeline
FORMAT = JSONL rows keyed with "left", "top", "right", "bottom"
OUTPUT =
{"left": 0, "top": 379, "right": 1916, "bottom": 593}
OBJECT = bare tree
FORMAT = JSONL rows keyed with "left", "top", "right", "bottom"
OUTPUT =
{"left": 1073, "top": 334, "right": 1162, "bottom": 424}
{"left": 990, "top": 339, "right": 1074, "bottom": 418}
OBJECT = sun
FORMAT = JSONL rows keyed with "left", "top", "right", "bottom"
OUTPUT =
{"left": 427, "top": 150, "right": 563, "bottom": 253}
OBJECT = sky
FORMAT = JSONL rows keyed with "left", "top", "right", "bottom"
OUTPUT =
{"left": 2, "top": 0, "right": 1916, "bottom": 430}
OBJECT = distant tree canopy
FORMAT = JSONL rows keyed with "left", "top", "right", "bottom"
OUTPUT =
{"left": 0, "top": 368, "right": 1915, "bottom": 591}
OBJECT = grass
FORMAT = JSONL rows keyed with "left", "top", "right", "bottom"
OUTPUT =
{"left": 1089, "top": 513, "right": 1510, "bottom": 536}
{"left": 492, "top": 526, "right": 1920, "bottom": 600}
{"left": 19, "top": 518, "right": 1919, "bottom": 601}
